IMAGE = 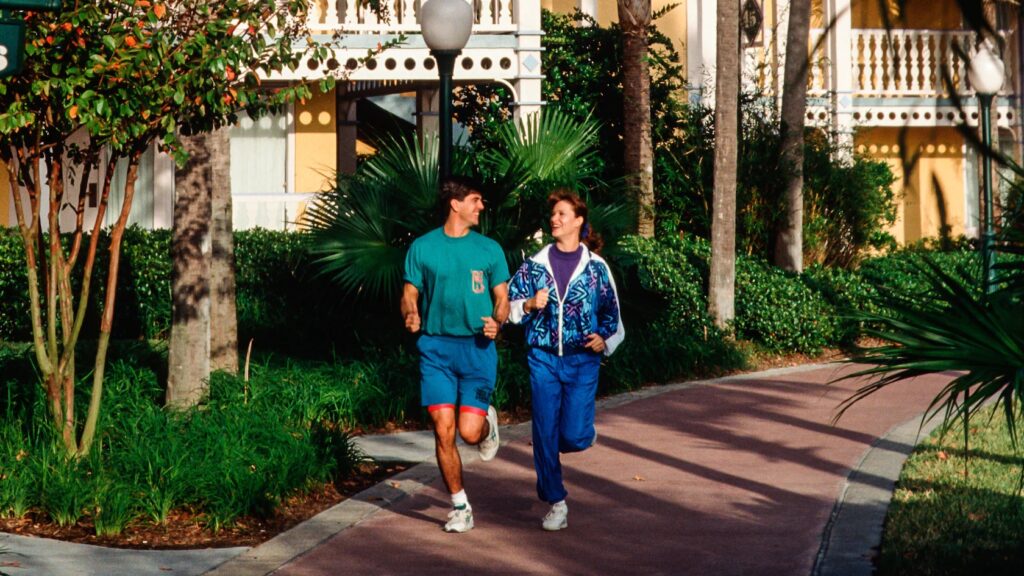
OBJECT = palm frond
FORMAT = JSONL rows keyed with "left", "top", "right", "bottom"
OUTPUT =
{"left": 834, "top": 257, "right": 1024, "bottom": 447}
{"left": 302, "top": 110, "right": 616, "bottom": 303}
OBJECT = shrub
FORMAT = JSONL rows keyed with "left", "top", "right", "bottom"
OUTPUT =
{"left": 802, "top": 140, "right": 898, "bottom": 267}
{"left": 610, "top": 235, "right": 745, "bottom": 389}
{"left": 656, "top": 99, "right": 898, "bottom": 267}
{"left": 801, "top": 264, "right": 880, "bottom": 345}
{"left": 736, "top": 258, "right": 839, "bottom": 354}
{"left": 0, "top": 229, "right": 30, "bottom": 341}
{"left": 857, "top": 249, "right": 981, "bottom": 306}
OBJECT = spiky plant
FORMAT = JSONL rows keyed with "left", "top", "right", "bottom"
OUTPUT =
{"left": 836, "top": 256, "right": 1024, "bottom": 444}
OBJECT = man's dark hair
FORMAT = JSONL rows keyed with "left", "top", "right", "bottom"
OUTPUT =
{"left": 440, "top": 176, "right": 484, "bottom": 213}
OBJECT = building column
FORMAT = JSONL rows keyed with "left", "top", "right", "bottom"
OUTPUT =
{"left": 153, "top": 149, "right": 175, "bottom": 229}
{"left": 687, "top": 0, "right": 718, "bottom": 104}
{"left": 335, "top": 86, "right": 358, "bottom": 176}
{"left": 416, "top": 88, "right": 439, "bottom": 140}
{"left": 577, "top": 0, "right": 598, "bottom": 20}
{"left": 514, "top": 0, "right": 544, "bottom": 120}
{"left": 828, "top": 0, "right": 854, "bottom": 155}
{"left": 772, "top": 0, "right": 791, "bottom": 101}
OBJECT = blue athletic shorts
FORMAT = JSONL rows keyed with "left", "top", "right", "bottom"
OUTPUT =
{"left": 417, "top": 334, "right": 497, "bottom": 414}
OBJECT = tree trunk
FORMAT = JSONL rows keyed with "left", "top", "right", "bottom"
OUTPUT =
{"left": 774, "top": 0, "right": 811, "bottom": 272}
{"left": 167, "top": 133, "right": 213, "bottom": 408}
{"left": 618, "top": 0, "right": 655, "bottom": 237}
{"left": 209, "top": 127, "right": 238, "bottom": 374}
{"left": 710, "top": 0, "right": 740, "bottom": 327}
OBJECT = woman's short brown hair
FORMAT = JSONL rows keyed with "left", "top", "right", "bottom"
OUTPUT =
{"left": 547, "top": 189, "right": 603, "bottom": 252}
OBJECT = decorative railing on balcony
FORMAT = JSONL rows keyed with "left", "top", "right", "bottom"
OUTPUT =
{"left": 809, "top": 29, "right": 1009, "bottom": 98}
{"left": 308, "top": 0, "right": 517, "bottom": 34}
{"left": 233, "top": 193, "right": 315, "bottom": 231}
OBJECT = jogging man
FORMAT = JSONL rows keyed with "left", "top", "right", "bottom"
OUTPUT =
{"left": 401, "top": 176, "right": 509, "bottom": 533}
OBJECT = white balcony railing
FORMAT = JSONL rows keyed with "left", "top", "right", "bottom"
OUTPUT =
{"left": 809, "top": 29, "right": 1009, "bottom": 98}
{"left": 233, "top": 193, "right": 315, "bottom": 231}
{"left": 308, "top": 0, "right": 517, "bottom": 34}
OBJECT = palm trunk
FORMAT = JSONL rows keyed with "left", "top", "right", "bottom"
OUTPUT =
{"left": 618, "top": 0, "right": 655, "bottom": 237}
{"left": 774, "top": 0, "right": 811, "bottom": 272}
{"left": 710, "top": 0, "right": 740, "bottom": 327}
{"left": 167, "top": 133, "right": 213, "bottom": 408}
{"left": 209, "top": 127, "right": 238, "bottom": 374}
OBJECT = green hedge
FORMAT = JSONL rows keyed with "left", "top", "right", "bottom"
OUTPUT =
{"left": 0, "top": 226, "right": 999, "bottom": 360}
{"left": 0, "top": 230, "right": 30, "bottom": 340}
{"left": 0, "top": 227, "right": 364, "bottom": 355}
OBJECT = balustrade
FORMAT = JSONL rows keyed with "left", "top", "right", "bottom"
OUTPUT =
{"left": 808, "top": 29, "right": 1010, "bottom": 98}
{"left": 308, "top": 0, "right": 519, "bottom": 33}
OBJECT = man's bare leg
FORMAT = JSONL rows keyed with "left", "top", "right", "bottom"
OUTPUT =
{"left": 458, "top": 411, "right": 487, "bottom": 445}
{"left": 431, "top": 408, "right": 464, "bottom": 493}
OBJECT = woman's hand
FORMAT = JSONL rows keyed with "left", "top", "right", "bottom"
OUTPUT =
{"left": 584, "top": 333, "right": 606, "bottom": 353}
{"left": 526, "top": 288, "right": 549, "bottom": 313}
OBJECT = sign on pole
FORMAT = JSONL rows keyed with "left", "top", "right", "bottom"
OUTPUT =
{"left": 0, "top": 1, "right": 61, "bottom": 9}
{"left": 0, "top": 19, "right": 25, "bottom": 77}
{"left": 0, "top": 0, "right": 62, "bottom": 79}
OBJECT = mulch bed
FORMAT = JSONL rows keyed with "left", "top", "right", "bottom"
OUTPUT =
{"left": 0, "top": 462, "right": 409, "bottom": 550}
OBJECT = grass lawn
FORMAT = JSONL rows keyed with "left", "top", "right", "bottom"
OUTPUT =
{"left": 878, "top": 407, "right": 1024, "bottom": 575}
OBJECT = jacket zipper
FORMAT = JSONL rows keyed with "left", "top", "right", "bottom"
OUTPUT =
{"left": 542, "top": 248, "right": 588, "bottom": 358}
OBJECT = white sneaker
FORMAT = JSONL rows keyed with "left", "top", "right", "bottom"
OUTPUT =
{"left": 444, "top": 505, "right": 474, "bottom": 533}
{"left": 542, "top": 501, "right": 568, "bottom": 531}
{"left": 478, "top": 406, "right": 500, "bottom": 461}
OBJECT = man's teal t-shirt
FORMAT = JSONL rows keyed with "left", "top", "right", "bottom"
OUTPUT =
{"left": 404, "top": 228, "right": 510, "bottom": 337}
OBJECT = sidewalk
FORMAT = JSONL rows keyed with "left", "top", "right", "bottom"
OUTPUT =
{"left": 0, "top": 364, "right": 950, "bottom": 576}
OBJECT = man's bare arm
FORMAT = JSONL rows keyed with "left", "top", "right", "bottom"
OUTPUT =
{"left": 491, "top": 282, "right": 510, "bottom": 324}
{"left": 401, "top": 283, "right": 421, "bottom": 333}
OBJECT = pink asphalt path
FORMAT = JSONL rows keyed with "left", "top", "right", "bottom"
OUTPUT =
{"left": 276, "top": 365, "right": 950, "bottom": 576}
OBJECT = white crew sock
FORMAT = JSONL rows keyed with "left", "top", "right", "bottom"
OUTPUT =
{"left": 451, "top": 489, "right": 469, "bottom": 509}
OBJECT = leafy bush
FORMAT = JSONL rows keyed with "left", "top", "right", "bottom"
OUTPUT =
{"left": 736, "top": 258, "right": 840, "bottom": 354}
{"left": 609, "top": 235, "right": 746, "bottom": 388}
{"left": 801, "top": 264, "right": 880, "bottom": 345}
{"left": 118, "top": 228, "right": 173, "bottom": 339}
{"left": 857, "top": 249, "right": 981, "bottom": 306}
{"left": 802, "top": 136, "right": 898, "bottom": 267}
{"left": 0, "top": 229, "right": 30, "bottom": 341}
{"left": 656, "top": 98, "right": 898, "bottom": 267}
{"left": 455, "top": 9, "right": 687, "bottom": 184}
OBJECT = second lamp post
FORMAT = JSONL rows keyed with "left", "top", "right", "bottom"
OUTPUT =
{"left": 968, "top": 39, "right": 1005, "bottom": 295}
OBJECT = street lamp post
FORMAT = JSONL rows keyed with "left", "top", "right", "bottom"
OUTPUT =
{"left": 968, "top": 39, "right": 1005, "bottom": 295}
{"left": 420, "top": 0, "right": 474, "bottom": 182}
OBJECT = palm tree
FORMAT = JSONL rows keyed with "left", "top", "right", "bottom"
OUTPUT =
{"left": 617, "top": 0, "right": 655, "bottom": 237}
{"left": 167, "top": 130, "right": 220, "bottom": 408}
{"left": 303, "top": 109, "right": 627, "bottom": 304}
{"left": 774, "top": 0, "right": 812, "bottom": 273}
{"left": 709, "top": 0, "right": 741, "bottom": 327}
{"left": 837, "top": 255, "right": 1024, "bottom": 442}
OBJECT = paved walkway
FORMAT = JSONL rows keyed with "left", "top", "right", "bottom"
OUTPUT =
{"left": 0, "top": 364, "right": 951, "bottom": 576}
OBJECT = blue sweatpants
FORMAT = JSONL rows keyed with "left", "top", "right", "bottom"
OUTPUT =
{"left": 527, "top": 347, "right": 601, "bottom": 504}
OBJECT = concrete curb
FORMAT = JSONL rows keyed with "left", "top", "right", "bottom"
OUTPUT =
{"left": 812, "top": 410, "right": 942, "bottom": 576}
{"left": 0, "top": 532, "right": 244, "bottom": 576}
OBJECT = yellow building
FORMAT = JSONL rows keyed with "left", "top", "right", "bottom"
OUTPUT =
{"left": 533, "top": 0, "right": 1017, "bottom": 243}
{"left": 4, "top": 0, "right": 1017, "bottom": 245}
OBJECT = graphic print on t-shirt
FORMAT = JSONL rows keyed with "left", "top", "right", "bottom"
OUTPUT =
{"left": 472, "top": 270, "right": 485, "bottom": 294}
